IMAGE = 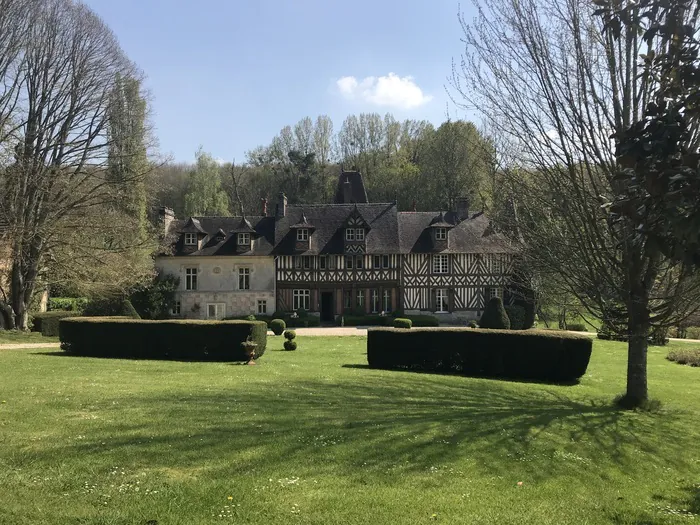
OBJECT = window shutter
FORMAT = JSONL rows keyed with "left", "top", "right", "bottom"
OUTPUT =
{"left": 430, "top": 289, "right": 437, "bottom": 312}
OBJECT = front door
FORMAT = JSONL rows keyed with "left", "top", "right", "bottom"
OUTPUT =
{"left": 320, "top": 292, "right": 334, "bottom": 322}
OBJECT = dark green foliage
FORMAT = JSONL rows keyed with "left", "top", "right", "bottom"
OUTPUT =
{"left": 404, "top": 315, "right": 440, "bottom": 327}
{"left": 479, "top": 298, "right": 511, "bottom": 329}
{"left": 504, "top": 305, "right": 526, "bottom": 330}
{"left": 667, "top": 348, "right": 700, "bottom": 367}
{"left": 284, "top": 315, "right": 320, "bottom": 328}
{"left": 393, "top": 318, "right": 412, "bottom": 329}
{"left": 522, "top": 300, "right": 536, "bottom": 330}
{"left": 130, "top": 274, "right": 179, "bottom": 319}
{"left": 60, "top": 318, "right": 267, "bottom": 361}
{"left": 246, "top": 315, "right": 257, "bottom": 321}
{"left": 284, "top": 330, "right": 296, "bottom": 341}
{"left": 340, "top": 315, "right": 390, "bottom": 326}
{"left": 0, "top": 302, "right": 14, "bottom": 330}
{"left": 367, "top": 328, "right": 592, "bottom": 382}
{"left": 48, "top": 297, "right": 89, "bottom": 312}
{"left": 566, "top": 323, "right": 588, "bottom": 332}
{"left": 83, "top": 297, "right": 141, "bottom": 318}
{"left": 283, "top": 340, "right": 298, "bottom": 351}
{"left": 270, "top": 319, "right": 286, "bottom": 335}
{"left": 649, "top": 327, "right": 669, "bottom": 347}
{"left": 468, "top": 320, "right": 478, "bottom": 328}
{"left": 31, "top": 311, "right": 81, "bottom": 337}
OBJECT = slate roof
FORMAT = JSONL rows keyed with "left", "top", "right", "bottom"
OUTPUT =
{"left": 334, "top": 170, "right": 369, "bottom": 204}
{"left": 167, "top": 216, "right": 275, "bottom": 256}
{"left": 398, "top": 211, "right": 514, "bottom": 254}
{"left": 273, "top": 203, "right": 400, "bottom": 255}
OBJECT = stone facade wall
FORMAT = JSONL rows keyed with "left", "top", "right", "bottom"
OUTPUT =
{"left": 155, "top": 255, "right": 276, "bottom": 319}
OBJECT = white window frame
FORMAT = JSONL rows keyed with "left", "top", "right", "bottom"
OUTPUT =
{"left": 257, "top": 299, "right": 267, "bottom": 315}
{"left": 297, "top": 229, "right": 309, "bottom": 241}
{"left": 185, "top": 267, "right": 198, "bottom": 290}
{"left": 436, "top": 228, "right": 447, "bottom": 240}
{"left": 345, "top": 228, "right": 355, "bottom": 241}
{"left": 490, "top": 287, "right": 503, "bottom": 299}
{"left": 436, "top": 289, "right": 449, "bottom": 313}
{"left": 184, "top": 233, "right": 197, "bottom": 246}
{"left": 356, "top": 228, "right": 365, "bottom": 241}
{"left": 238, "top": 267, "right": 250, "bottom": 290}
{"left": 370, "top": 289, "right": 380, "bottom": 313}
{"left": 356, "top": 255, "right": 364, "bottom": 269}
{"left": 345, "top": 255, "right": 354, "bottom": 270}
{"left": 433, "top": 254, "right": 449, "bottom": 274}
{"left": 293, "top": 289, "right": 310, "bottom": 311}
{"left": 319, "top": 255, "right": 327, "bottom": 270}
{"left": 206, "top": 303, "right": 226, "bottom": 320}
{"left": 383, "top": 289, "right": 391, "bottom": 312}
{"left": 237, "top": 233, "right": 250, "bottom": 245}
{"left": 170, "top": 300, "right": 181, "bottom": 316}
{"left": 356, "top": 290, "right": 364, "bottom": 308}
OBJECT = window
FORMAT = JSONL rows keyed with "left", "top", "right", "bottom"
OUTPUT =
{"left": 382, "top": 289, "right": 391, "bottom": 312}
{"left": 345, "top": 228, "right": 355, "bottom": 241}
{"left": 356, "top": 255, "right": 364, "bottom": 269}
{"left": 303, "top": 256, "right": 311, "bottom": 270}
{"left": 170, "top": 300, "right": 181, "bottom": 316}
{"left": 436, "top": 289, "right": 449, "bottom": 313}
{"left": 294, "top": 256, "right": 302, "bottom": 269}
{"left": 356, "top": 290, "right": 364, "bottom": 308}
{"left": 293, "top": 289, "right": 310, "bottom": 311}
{"left": 382, "top": 255, "right": 390, "bottom": 269}
{"left": 238, "top": 268, "right": 250, "bottom": 290}
{"left": 370, "top": 289, "right": 380, "bottom": 313}
{"left": 297, "top": 229, "right": 309, "bottom": 241}
{"left": 433, "top": 254, "right": 449, "bottom": 273}
{"left": 184, "top": 233, "right": 197, "bottom": 246}
{"left": 319, "top": 256, "right": 327, "bottom": 270}
{"left": 436, "top": 228, "right": 447, "bottom": 240}
{"left": 207, "top": 303, "right": 226, "bottom": 319}
{"left": 237, "top": 233, "right": 250, "bottom": 245}
{"left": 257, "top": 300, "right": 267, "bottom": 314}
{"left": 185, "top": 268, "right": 197, "bottom": 290}
{"left": 356, "top": 228, "right": 365, "bottom": 241}
{"left": 344, "top": 290, "right": 353, "bottom": 309}
{"left": 373, "top": 255, "right": 381, "bottom": 269}
{"left": 345, "top": 255, "right": 354, "bottom": 270}
{"left": 493, "top": 255, "right": 503, "bottom": 274}
{"left": 490, "top": 287, "right": 503, "bottom": 299}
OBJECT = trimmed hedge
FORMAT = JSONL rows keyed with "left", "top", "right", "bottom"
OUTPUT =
{"left": 480, "top": 298, "right": 510, "bottom": 329}
{"left": 405, "top": 315, "right": 440, "bottom": 327}
{"left": 59, "top": 318, "right": 267, "bottom": 361}
{"left": 393, "top": 318, "right": 412, "bottom": 329}
{"left": 284, "top": 330, "right": 296, "bottom": 340}
{"left": 504, "top": 305, "right": 526, "bottom": 330}
{"left": 270, "top": 319, "right": 286, "bottom": 335}
{"left": 339, "top": 314, "right": 439, "bottom": 327}
{"left": 367, "top": 328, "right": 592, "bottom": 382}
{"left": 31, "top": 311, "right": 81, "bottom": 337}
{"left": 284, "top": 340, "right": 298, "bottom": 351}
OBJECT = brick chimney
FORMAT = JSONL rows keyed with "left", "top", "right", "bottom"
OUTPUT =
{"left": 456, "top": 196, "right": 470, "bottom": 221}
{"left": 158, "top": 206, "right": 175, "bottom": 236}
{"left": 276, "top": 192, "right": 287, "bottom": 217}
{"left": 261, "top": 197, "right": 268, "bottom": 217}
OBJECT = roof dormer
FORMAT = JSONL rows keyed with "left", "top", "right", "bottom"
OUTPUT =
{"left": 231, "top": 217, "right": 257, "bottom": 253}
{"left": 179, "top": 217, "right": 207, "bottom": 253}
{"left": 428, "top": 212, "right": 454, "bottom": 251}
{"left": 343, "top": 205, "right": 370, "bottom": 254}
{"left": 290, "top": 212, "right": 315, "bottom": 252}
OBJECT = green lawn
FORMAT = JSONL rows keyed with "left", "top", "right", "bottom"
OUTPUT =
{"left": 0, "top": 336, "right": 699, "bottom": 524}
{"left": 0, "top": 330, "right": 58, "bottom": 345}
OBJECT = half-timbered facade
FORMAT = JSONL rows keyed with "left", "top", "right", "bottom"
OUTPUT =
{"left": 157, "top": 170, "right": 515, "bottom": 322}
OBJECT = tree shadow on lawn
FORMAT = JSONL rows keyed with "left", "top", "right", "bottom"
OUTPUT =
{"left": 28, "top": 373, "right": 691, "bottom": 485}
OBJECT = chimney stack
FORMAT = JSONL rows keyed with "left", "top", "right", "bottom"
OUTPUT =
{"left": 158, "top": 206, "right": 175, "bottom": 236}
{"left": 342, "top": 178, "right": 352, "bottom": 203}
{"left": 261, "top": 197, "right": 268, "bottom": 216}
{"left": 455, "top": 196, "right": 470, "bottom": 221}
{"left": 276, "top": 192, "right": 287, "bottom": 217}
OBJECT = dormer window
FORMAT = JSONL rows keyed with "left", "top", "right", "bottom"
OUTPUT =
{"left": 297, "top": 229, "right": 309, "bottom": 241}
{"left": 345, "top": 229, "right": 355, "bottom": 241}
{"left": 436, "top": 228, "right": 447, "bottom": 241}
{"left": 237, "top": 233, "right": 250, "bottom": 245}
{"left": 184, "top": 233, "right": 197, "bottom": 245}
{"left": 356, "top": 228, "right": 365, "bottom": 241}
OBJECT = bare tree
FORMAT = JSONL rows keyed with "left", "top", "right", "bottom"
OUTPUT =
{"left": 451, "top": 0, "right": 700, "bottom": 406}
{"left": 0, "top": 0, "right": 148, "bottom": 328}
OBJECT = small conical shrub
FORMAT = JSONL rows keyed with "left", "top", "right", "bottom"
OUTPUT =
{"left": 479, "top": 297, "right": 510, "bottom": 329}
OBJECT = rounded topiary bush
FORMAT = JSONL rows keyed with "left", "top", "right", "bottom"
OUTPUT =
{"left": 479, "top": 297, "right": 511, "bottom": 329}
{"left": 270, "top": 319, "right": 286, "bottom": 336}
{"left": 283, "top": 340, "right": 297, "bottom": 351}
{"left": 284, "top": 330, "right": 296, "bottom": 341}
{"left": 504, "top": 305, "right": 526, "bottom": 330}
{"left": 246, "top": 314, "right": 257, "bottom": 321}
{"left": 393, "top": 318, "right": 412, "bottom": 329}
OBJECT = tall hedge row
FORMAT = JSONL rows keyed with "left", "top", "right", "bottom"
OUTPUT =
{"left": 59, "top": 318, "right": 267, "bottom": 361}
{"left": 32, "top": 311, "right": 81, "bottom": 337}
{"left": 367, "top": 328, "right": 592, "bottom": 382}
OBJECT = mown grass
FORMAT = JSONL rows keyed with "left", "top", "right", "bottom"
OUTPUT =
{"left": 0, "top": 336, "right": 699, "bottom": 524}
{"left": 0, "top": 330, "right": 58, "bottom": 345}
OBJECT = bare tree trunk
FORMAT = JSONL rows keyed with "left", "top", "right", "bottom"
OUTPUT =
{"left": 626, "top": 297, "right": 649, "bottom": 404}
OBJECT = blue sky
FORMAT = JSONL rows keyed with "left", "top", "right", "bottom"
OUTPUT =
{"left": 84, "top": 0, "right": 476, "bottom": 163}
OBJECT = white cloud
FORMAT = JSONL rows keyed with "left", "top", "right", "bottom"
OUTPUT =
{"left": 336, "top": 73, "right": 433, "bottom": 109}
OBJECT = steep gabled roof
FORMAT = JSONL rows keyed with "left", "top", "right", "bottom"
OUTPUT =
{"left": 289, "top": 212, "right": 315, "bottom": 230}
{"left": 167, "top": 216, "right": 275, "bottom": 256}
{"left": 179, "top": 217, "right": 207, "bottom": 234}
{"left": 334, "top": 170, "right": 369, "bottom": 204}
{"left": 231, "top": 217, "right": 256, "bottom": 234}
{"left": 274, "top": 203, "right": 399, "bottom": 255}
{"left": 398, "top": 211, "right": 514, "bottom": 254}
